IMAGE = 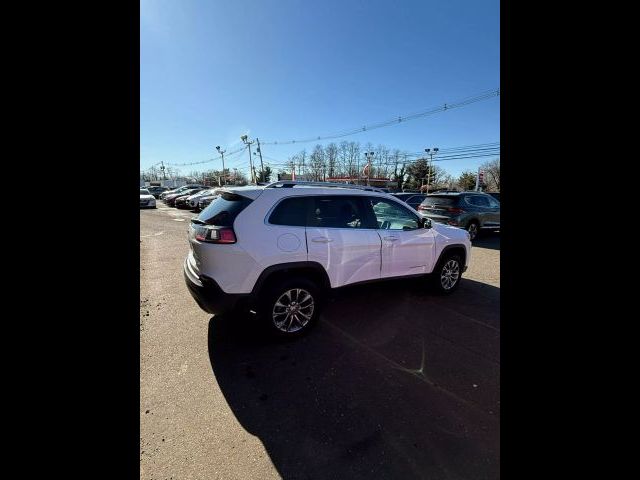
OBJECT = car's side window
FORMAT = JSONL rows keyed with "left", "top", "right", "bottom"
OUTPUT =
{"left": 308, "top": 196, "right": 367, "bottom": 229}
{"left": 488, "top": 197, "right": 500, "bottom": 208}
{"left": 268, "top": 197, "right": 309, "bottom": 226}
{"left": 466, "top": 195, "right": 490, "bottom": 207}
{"left": 366, "top": 197, "right": 421, "bottom": 230}
{"left": 475, "top": 196, "right": 490, "bottom": 207}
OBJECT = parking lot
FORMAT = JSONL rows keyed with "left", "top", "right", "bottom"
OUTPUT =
{"left": 140, "top": 203, "right": 500, "bottom": 480}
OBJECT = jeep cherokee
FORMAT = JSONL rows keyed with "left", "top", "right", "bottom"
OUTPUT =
{"left": 184, "top": 181, "right": 472, "bottom": 337}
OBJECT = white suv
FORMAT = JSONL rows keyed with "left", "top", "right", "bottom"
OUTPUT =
{"left": 184, "top": 181, "right": 471, "bottom": 337}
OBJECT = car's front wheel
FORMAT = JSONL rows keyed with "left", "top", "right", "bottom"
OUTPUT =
{"left": 431, "top": 254, "right": 463, "bottom": 294}
{"left": 261, "top": 277, "right": 321, "bottom": 338}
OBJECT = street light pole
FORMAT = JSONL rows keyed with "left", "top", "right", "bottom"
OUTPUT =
{"left": 215, "top": 146, "right": 226, "bottom": 185}
{"left": 424, "top": 147, "right": 439, "bottom": 193}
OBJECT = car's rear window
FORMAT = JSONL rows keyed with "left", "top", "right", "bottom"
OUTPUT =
{"left": 197, "top": 192, "right": 253, "bottom": 226}
{"left": 421, "top": 195, "right": 458, "bottom": 206}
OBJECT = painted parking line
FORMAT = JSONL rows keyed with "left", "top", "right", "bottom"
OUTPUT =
{"left": 140, "top": 231, "right": 165, "bottom": 238}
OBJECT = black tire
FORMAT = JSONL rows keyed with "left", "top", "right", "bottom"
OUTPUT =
{"left": 467, "top": 220, "right": 480, "bottom": 241}
{"left": 259, "top": 276, "right": 322, "bottom": 338}
{"left": 431, "top": 254, "right": 463, "bottom": 294}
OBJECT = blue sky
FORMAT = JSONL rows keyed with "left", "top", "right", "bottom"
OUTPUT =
{"left": 140, "top": 0, "right": 499, "bottom": 178}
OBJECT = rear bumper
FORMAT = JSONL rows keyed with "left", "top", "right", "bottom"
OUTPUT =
{"left": 183, "top": 258, "right": 250, "bottom": 315}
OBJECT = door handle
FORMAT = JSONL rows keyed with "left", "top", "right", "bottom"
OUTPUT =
{"left": 312, "top": 237, "right": 333, "bottom": 243}
{"left": 383, "top": 237, "right": 398, "bottom": 242}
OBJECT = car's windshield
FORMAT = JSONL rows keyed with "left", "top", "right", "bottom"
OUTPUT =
{"left": 140, "top": 189, "right": 151, "bottom": 195}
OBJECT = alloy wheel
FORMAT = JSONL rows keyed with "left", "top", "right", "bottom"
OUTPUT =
{"left": 440, "top": 259, "right": 460, "bottom": 290}
{"left": 272, "top": 288, "right": 315, "bottom": 333}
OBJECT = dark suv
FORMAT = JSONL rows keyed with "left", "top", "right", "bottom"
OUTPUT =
{"left": 391, "top": 192, "right": 427, "bottom": 211}
{"left": 146, "top": 186, "right": 168, "bottom": 198}
{"left": 417, "top": 192, "right": 500, "bottom": 240}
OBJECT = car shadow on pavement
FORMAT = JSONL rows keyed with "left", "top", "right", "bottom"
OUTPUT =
{"left": 473, "top": 232, "right": 500, "bottom": 250}
{"left": 208, "top": 277, "right": 500, "bottom": 480}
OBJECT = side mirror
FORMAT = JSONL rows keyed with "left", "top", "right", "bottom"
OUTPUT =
{"left": 421, "top": 217, "right": 432, "bottom": 229}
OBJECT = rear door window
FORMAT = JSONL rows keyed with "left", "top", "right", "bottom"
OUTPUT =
{"left": 269, "top": 197, "right": 309, "bottom": 227}
{"left": 308, "top": 196, "right": 368, "bottom": 229}
{"left": 197, "top": 192, "right": 253, "bottom": 226}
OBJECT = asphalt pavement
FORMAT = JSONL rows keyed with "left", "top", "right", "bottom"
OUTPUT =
{"left": 140, "top": 203, "right": 500, "bottom": 480}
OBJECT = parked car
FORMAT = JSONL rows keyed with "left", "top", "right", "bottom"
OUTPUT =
{"left": 184, "top": 181, "right": 471, "bottom": 338}
{"left": 392, "top": 192, "right": 427, "bottom": 211}
{"left": 197, "top": 193, "right": 218, "bottom": 211}
{"left": 166, "top": 188, "right": 204, "bottom": 207}
{"left": 160, "top": 184, "right": 203, "bottom": 200}
{"left": 146, "top": 186, "right": 168, "bottom": 198}
{"left": 186, "top": 188, "right": 219, "bottom": 210}
{"left": 140, "top": 188, "right": 156, "bottom": 209}
{"left": 175, "top": 188, "right": 208, "bottom": 209}
{"left": 417, "top": 191, "right": 500, "bottom": 240}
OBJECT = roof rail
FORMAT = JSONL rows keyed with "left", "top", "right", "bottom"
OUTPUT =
{"left": 265, "top": 180, "right": 387, "bottom": 193}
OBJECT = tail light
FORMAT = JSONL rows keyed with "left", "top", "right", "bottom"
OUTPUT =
{"left": 446, "top": 207, "right": 465, "bottom": 214}
{"left": 195, "top": 226, "right": 236, "bottom": 244}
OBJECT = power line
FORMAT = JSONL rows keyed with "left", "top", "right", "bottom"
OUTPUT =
{"left": 260, "top": 142, "right": 499, "bottom": 165}
{"left": 164, "top": 146, "right": 247, "bottom": 167}
{"left": 260, "top": 89, "right": 499, "bottom": 146}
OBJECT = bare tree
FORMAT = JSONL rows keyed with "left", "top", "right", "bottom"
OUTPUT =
{"left": 297, "top": 149, "right": 307, "bottom": 179}
{"left": 338, "top": 141, "right": 349, "bottom": 177}
{"left": 441, "top": 173, "right": 456, "bottom": 190}
{"left": 232, "top": 170, "right": 248, "bottom": 186}
{"left": 309, "top": 144, "right": 325, "bottom": 181}
{"left": 376, "top": 144, "right": 390, "bottom": 179}
{"left": 347, "top": 141, "right": 360, "bottom": 180}
{"left": 392, "top": 151, "right": 407, "bottom": 190}
{"left": 430, "top": 165, "right": 448, "bottom": 189}
{"left": 325, "top": 143, "right": 338, "bottom": 179}
{"left": 480, "top": 158, "right": 500, "bottom": 191}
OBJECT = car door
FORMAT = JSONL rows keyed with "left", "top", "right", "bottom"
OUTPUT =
{"left": 363, "top": 196, "right": 436, "bottom": 279}
{"left": 305, "top": 195, "right": 382, "bottom": 288}
{"left": 486, "top": 195, "right": 500, "bottom": 226}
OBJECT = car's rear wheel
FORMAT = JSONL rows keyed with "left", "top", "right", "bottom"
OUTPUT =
{"left": 431, "top": 254, "right": 463, "bottom": 294}
{"left": 467, "top": 221, "right": 479, "bottom": 241}
{"left": 261, "top": 277, "right": 321, "bottom": 338}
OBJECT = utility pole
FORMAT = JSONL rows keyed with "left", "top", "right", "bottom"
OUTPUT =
{"left": 215, "top": 146, "right": 226, "bottom": 185}
{"left": 241, "top": 135, "right": 256, "bottom": 184}
{"left": 256, "top": 138, "right": 265, "bottom": 182}
{"left": 160, "top": 161, "right": 166, "bottom": 180}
